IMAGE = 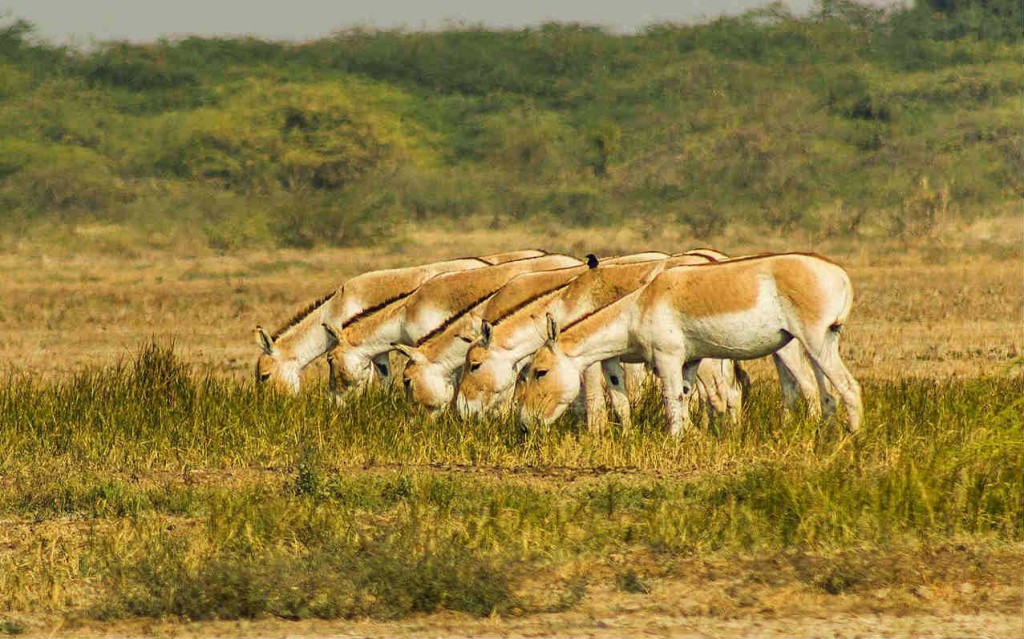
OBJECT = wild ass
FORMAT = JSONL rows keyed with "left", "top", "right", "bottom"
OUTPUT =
{"left": 454, "top": 251, "right": 749, "bottom": 429}
{"left": 322, "top": 254, "right": 582, "bottom": 395}
{"left": 394, "top": 252, "right": 670, "bottom": 418}
{"left": 519, "top": 253, "right": 863, "bottom": 435}
{"left": 253, "top": 250, "right": 546, "bottom": 393}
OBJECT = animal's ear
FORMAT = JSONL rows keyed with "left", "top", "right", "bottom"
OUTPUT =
{"left": 391, "top": 343, "right": 426, "bottom": 364}
{"left": 480, "top": 321, "right": 493, "bottom": 348}
{"left": 322, "top": 322, "right": 344, "bottom": 347}
{"left": 545, "top": 313, "right": 560, "bottom": 345}
{"left": 586, "top": 253, "right": 599, "bottom": 269}
{"left": 255, "top": 326, "right": 274, "bottom": 354}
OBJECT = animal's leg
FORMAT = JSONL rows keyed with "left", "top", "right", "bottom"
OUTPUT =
{"left": 724, "top": 361, "right": 745, "bottom": 424}
{"left": 695, "top": 359, "right": 729, "bottom": 427}
{"left": 654, "top": 351, "right": 687, "bottom": 436}
{"left": 656, "top": 352, "right": 701, "bottom": 437}
{"left": 582, "top": 363, "right": 609, "bottom": 434}
{"left": 680, "top": 361, "right": 702, "bottom": 433}
{"left": 773, "top": 340, "right": 821, "bottom": 417}
{"left": 601, "top": 358, "right": 632, "bottom": 431}
{"left": 802, "top": 327, "right": 860, "bottom": 432}
{"left": 622, "top": 363, "right": 649, "bottom": 402}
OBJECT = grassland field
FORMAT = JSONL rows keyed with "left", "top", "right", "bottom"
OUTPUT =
{"left": 1, "top": 2, "right": 1022, "bottom": 635}
{"left": 0, "top": 215, "right": 1021, "bottom": 638}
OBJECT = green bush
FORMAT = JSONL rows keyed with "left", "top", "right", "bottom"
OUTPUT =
{"left": 0, "top": 3, "right": 1018, "bottom": 249}
{"left": 0, "top": 139, "right": 126, "bottom": 218}
{"left": 150, "top": 81, "right": 412, "bottom": 191}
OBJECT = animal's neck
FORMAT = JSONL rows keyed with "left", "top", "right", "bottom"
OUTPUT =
{"left": 274, "top": 303, "right": 334, "bottom": 369}
{"left": 437, "top": 339, "right": 474, "bottom": 374}
{"left": 344, "top": 302, "right": 406, "bottom": 346}
{"left": 494, "top": 314, "right": 548, "bottom": 362}
{"left": 562, "top": 300, "right": 636, "bottom": 368}
{"left": 419, "top": 314, "right": 474, "bottom": 361}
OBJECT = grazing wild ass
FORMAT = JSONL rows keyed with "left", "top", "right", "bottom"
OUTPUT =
{"left": 454, "top": 251, "right": 749, "bottom": 429}
{"left": 395, "top": 252, "right": 670, "bottom": 414}
{"left": 322, "top": 254, "right": 582, "bottom": 395}
{"left": 519, "top": 253, "right": 863, "bottom": 435}
{"left": 253, "top": 250, "right": 546, "bottom": 393}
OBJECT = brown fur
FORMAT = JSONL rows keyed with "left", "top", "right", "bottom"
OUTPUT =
{"left": 557, "top": 255, "right": 712, "bottom": 333}
{"left": 413, "top": 291, "right": 495, "bottom": 347}
{"left": 407, "top": 255, "right": 580, "bottom": 323}
{"left": 341, "top": 255, "right": 580, "bottom": 346}
{"left": 270, "top": 292, "right": 335, "bottom": 340}
{"left": 340, "top": 291, "right": 411, "bottom": 343}
{"left": 414, "top": 265, "right": 590, "bottom": 357}
{"left": 483, "top": 266, "right": 589, "bottom": 323}
{"left": 647, "top": 253, "right": 839, "bottom": 321}
{"left": 771, "top": 255, "right": 834, "bottom": 329}
{"left": 340, "top": 288, "right": 419, "bottom": 329}
{"left": 339, "top": 258, "right": 488, "bottom": 316}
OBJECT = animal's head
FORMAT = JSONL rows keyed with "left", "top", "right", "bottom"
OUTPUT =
{"left": 456, "top": 321, "right": 521, "bottom": 417}
{"left": 518, "top": 315, "right": 581, "bottom": 427}
{"left": 393, "top": 344, "right": 455, "bottom": 410}
{"left": 253, "top": 326, "right": 300, "bottom": 393}
{"left": 323, "top": 323, "right": 380, "bottom": 394}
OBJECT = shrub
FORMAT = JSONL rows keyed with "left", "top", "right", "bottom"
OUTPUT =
{"left": 0, "top": 139, "right": 126, "bottom": 218}
{"left": 151, "top": 81, "right": 412, "bottom": 191}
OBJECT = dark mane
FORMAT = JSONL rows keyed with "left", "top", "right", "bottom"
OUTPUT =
{"left": 271, "top": 292, "right": 336, "bottom": 340}
{"left": 560, "top": 287, "right": 643, "bottom": 334}
{"left": 341, "top": 288, "right": 418, "bottom": 328}
{"left": 414, "top": 290, "right": 500, "bottom": 346}
{"left": 491, "top": 278, "right": 576, "bottom": 328}
{"left": 559, "top": 305, "right": 606, "bottom": 334}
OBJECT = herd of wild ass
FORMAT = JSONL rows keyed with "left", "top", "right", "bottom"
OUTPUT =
{"left": 255, "top": 249, "right": 862, "bottom": 435}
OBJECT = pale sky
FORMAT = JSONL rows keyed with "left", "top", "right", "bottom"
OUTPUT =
{"left": 5, "top": 0, "right": 826, "bottom": 44}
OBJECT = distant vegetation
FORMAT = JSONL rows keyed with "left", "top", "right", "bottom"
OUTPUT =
{"left": 0, "top": 0, "right": 1020, "bottom": 250}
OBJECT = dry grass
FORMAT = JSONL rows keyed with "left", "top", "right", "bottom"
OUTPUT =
{"left": 0, "top": 215, "right": 1021, "bottom": 638}
{"left": 1, "top": 215, "right": 1019, "bottom": 381}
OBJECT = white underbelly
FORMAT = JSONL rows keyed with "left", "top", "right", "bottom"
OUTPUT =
{"left": 681, "top": 303, "right": 789, "bottom": 360}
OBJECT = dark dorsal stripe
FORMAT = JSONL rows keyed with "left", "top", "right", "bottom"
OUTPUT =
{"left": 340, "top": 288, "right": 418, "bottom": 329}
{"left": 480, "top": 253, "right": 552, "bottom": 267}
{"left": 479, "top": 248, "right": 549, "bottom": 265}
{"left": 453, "top": 256, "right": 493, "bottom": 266}
{"left": 682, "top": 249, "right": 722, "bottom": 262}
{"left": 271, "top": 291, "right": 336, "bottom": 340}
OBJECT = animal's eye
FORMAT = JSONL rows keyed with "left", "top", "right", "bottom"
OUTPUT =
{"left": 459, "top": 335, "right": 473, "bottom": 343}
{"left": 469, "top": 362, "right": 481, "bottom": 372}
{"left": 534, "top": 370, "right": 548, "bottom": 380}
{"left": 259, "top": 372, "right": 271, "bottom": 382}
